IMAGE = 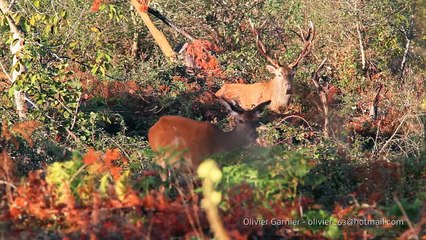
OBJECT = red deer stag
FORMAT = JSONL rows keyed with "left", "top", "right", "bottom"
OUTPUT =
{"left": 148, "top": 99, "right": 271, "bottom": 183}
{"left": 216, "top": 21, "right": 315, "bottom": 113}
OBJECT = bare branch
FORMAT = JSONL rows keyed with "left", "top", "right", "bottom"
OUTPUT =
{"left": 393, "top": 195, "right": 418, "bottom": 239}
{"left": 310, "top": 58, "right": 330, "bottom": 138}
{"left": 312, "top": 57, "right": 328, "bottom": 85}
{"left": 148, "top": 7, "right": 196, "bottom": 41}
{"left": 369, "top": 84, "right": 383, "bottom": 120}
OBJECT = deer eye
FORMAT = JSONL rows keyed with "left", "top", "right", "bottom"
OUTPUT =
{"left": 238, "top": 119, "right": 244, "bottom": 124}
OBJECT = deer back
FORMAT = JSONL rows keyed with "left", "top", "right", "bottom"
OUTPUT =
{"left": 148, "top": 99, "right": 271, "bottom": 171}
{"left": 215, "top": 82, "right": 273, "bottom": 109}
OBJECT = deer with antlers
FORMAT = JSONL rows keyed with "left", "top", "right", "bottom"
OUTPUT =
{"left": 148, "top": 99, "right": 271, "bottom": 189}
{"left": 216, "top": 21, "right": 315, "bottom": 113}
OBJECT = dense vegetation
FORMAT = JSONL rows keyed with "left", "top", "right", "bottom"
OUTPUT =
{"left": 0, "top": 0, "right": 425, "bottom": 239}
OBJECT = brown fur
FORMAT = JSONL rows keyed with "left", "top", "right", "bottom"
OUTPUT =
{"left": 217, "top": 22, "right": 315, "bottom": 113}
{"left": 215, "top": 82, "right": 272, "bottom": 109}
{"left": 216, "top": 65, "right": 294, "bottom": 113}
{"left": 148, "top": 100, "right": 271, "bottom": 182}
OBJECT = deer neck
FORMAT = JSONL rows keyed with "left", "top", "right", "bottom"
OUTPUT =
{"left": 270, "top": 74, "right": 293, "bottom": 111}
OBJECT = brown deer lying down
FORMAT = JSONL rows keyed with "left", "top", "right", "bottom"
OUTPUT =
{"left": 216, "top": 21, "right": 315, "bottom": 113}
{"left": 148, "top": 99, "right": 271, "bottom": 184}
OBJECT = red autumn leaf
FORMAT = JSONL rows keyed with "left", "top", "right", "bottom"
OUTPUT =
{"left": 110, "top": 199, "right": 123, "bottom": 208}
{"left": 143, "top": 194, "right": 155, "bottom": 210}
{"left": 124, "top": 191, "right": 142, "bottom": 207}
{"left": 29, "top": 204, "right": 49, "bottom": 220}
{"left": 83, "top": 148, "right": 101, "bottom": 165}
{"left": 104, "top": 148, "right": 121, "bottom": 166}
{"left": 139, "top": 5, "right": 148, "bottom": 12}
{"left": 110, "top": 166, "right": 122, "bottom": 181}
{"left": 90, "top": 0, "right": 102, "bottom": 12}
{"left": 136, "top": 0, "right": 149, "bottom": 12}
{"left": 9, "top": 206, "right": 22, "bottom": 219}
{"left": 13, "top": 196, "right": 27, "bottom": 208}
{"left": 156, "top": 194, "right": 168, "bottom": 211}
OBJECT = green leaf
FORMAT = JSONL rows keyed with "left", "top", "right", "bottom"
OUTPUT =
{"left": 29, "top": 16, "right": 36, "bottom": 26}
{"left": 91, "top": 66, "right": 99, "bottom": 74}
{"left": 99, "top": 174, "right": 109, "bottom": 195}
{"left": 33, "top": 0, "right": 40, "bottom": 8}
{"left": 323, "top": 218, "right": 341, "bottom": 239}
{"left": 43, "top": 24, "right": 52, "bottom": 35}
{"left": 100, "top": 66, "right": 106, "bottom": 76}
{"left": 69, "top": 41, "right": 78, "bottom": 48}
{"left": 115, "top": 171, "right": 130, "bottom": 201}
{"left": 53, "top": 15, "right": 59, "bottom": 25}
{"left": 60, "top": 11, "right": 67, "bottom": 18}
{"left": 8, "top": 86, "right": 15, "bottom": 97}
{"left": 104, "top": 53, "right": 112, "bottom": 62}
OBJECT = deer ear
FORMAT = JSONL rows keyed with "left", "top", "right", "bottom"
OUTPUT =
{"left": 219, "top": 98, "right": 241, "bottom": 117}
{"left": 266, "top": 65, "right": 276, "bottom": 73}
{"left": 253, "top": 100, "right": 271, "bottom": 117}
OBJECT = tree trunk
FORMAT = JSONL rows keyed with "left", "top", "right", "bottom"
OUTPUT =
{"left": 356, "top": 22, "right": 366, "bottom": 70}
{"left": 130, "top": 11, "right": 140, "bottom": 59}
{"left": 130, "top": 0, "right": 176, "bottom": 62}
{"left": 0, "top": 0, "right": 28, "bottom": 119}
{"left": 398, "top": 16, "right": 414, "bottom": 84}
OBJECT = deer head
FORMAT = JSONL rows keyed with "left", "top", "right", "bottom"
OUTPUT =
{"left": 250, "top": 20, "right": 315, "bottom": 111}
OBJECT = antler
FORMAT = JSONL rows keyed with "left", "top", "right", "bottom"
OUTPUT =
{"left": 249, "top": 19, "right": 279, "bottom": 68}
{"left": 288, "top": 21, "right": 315, "bottom": 69}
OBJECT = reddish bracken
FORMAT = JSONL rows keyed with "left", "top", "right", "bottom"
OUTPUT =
{"left": 351, "top": 159, "right": 400, "bottom": 204}
{"left": 185, "top": 39, "right": 223, "bottom": 77}
{"left": 90, "top": 0, "right": 102, "bottom": 12}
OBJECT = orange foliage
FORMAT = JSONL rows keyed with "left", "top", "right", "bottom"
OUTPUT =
{"left": 347, "top": 109, "right": 401, "bottom": 139}
{"left": 1, "top": 166, "right": 410, "bottom": 239}
{"left": 0, "top": 150, "right": 15, "bottom": 181}
{"left": 333, "top": 203, "right": 400, "bottom": 239}
{"left": 9, "top": 170, "right": 58, "bottom": 220}
{"left": 83, "top": 148, "right": 101, "bottom": 165}
{"left": 104, "top": 148, "right": 128, "bottom": 180}
{"left": 326, "top": 85, "right": 341, "bottom": 104}
{"left": 10, "top": 121, "right": 41, "bottom": 147}
{"left": 0, "top": 119, "right": 41, "bottom": 150}
{"left": 138, "top": 4, "right": 148, "bottom": 13}
{"left": 3, "top": 155, "right": 311, "bottom": 239}
{"left": 1, "top": 118, "right": 13, "bottom": 142}
{"left": 81, "top": 79, "right": 143, "bottom": 101}
{"left": 1, "top": 118, "right": 19, "bottom": 151}
{"left": 90, "top": 0, "right": 102, "bottom": 12}
{"left": 185, "top": 40, "right": 223, "bottom": 77}
{"left": 83, "top": 148, "right": 128, "bottom": 181}
{"left": 0, "top": 71, "right": 9, "bottom": 92}
{"left": 64, "top": 65, "right": 146, "bottom": 103}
